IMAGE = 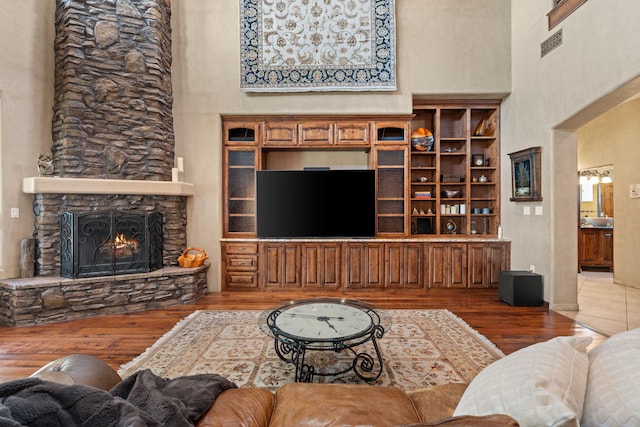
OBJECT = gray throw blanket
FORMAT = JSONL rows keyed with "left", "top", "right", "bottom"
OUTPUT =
{"left": 0, "top": 369, "right": 236, "bottom": 427}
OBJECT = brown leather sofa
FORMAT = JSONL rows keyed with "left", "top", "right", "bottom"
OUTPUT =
{"left": 31, "top": 354, "right": 518, "bottom": 426}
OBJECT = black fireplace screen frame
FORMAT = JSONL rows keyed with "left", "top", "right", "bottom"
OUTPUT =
{"left": 60, "top": 210, "right": 163, "bottom": 278}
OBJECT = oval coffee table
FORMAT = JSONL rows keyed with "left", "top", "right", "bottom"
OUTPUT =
{"left": 258, "top": 298, "right": 390, "bottom": 383}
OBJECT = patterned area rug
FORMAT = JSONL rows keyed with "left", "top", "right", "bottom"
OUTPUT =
{"left": 119, "top": 309, "right": 503, "bottom": 391}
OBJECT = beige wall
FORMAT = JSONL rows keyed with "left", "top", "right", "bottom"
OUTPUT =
{"left": 504, "top": 1, "right": 640, "bottom": 309}
{"left": 170, "top": 0, "right": 512, "bottom": 291}
{"left": 0, "top": 0, "right": 511, "bottom": 283}
{"left": 3, "top": 1, "right": 639, "bottom": 304}
{"left": 0, "top": 2, "right": 55, "bottom": 278}
{"left": 578, "top": 98, "right": 640, "bottom": 289}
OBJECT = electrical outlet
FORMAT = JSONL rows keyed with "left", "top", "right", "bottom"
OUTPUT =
{"left": 529, "top": 265, "right": 535, "bottom": 273}
{"left": 523, "top": 206, "right": 531, "bottom": 216}
{"left": 10, "top": 208, "right": 19, "bottom": 218}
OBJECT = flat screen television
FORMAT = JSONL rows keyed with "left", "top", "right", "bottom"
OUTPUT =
{"left": 256, "top": 169, "right": 376, "bottom": 238}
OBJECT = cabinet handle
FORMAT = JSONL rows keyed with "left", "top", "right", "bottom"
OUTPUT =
{"left": 604, "top": 233, "right": 612, "bottom": 237}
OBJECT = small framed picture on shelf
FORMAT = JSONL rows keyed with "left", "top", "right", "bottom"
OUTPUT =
{"left": 472, "top": 154, "right": 485, "bottom": 167}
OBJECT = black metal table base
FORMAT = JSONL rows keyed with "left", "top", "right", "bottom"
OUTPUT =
{"left": 273, "top": 324, "right": 386, "bottom": 383}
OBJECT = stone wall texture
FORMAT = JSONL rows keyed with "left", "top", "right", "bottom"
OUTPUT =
{"left": 0, "top": 266, "right": 209, "bottom": 327}
{"left": 51, "top": 0, "right": 174, "bottom": 179}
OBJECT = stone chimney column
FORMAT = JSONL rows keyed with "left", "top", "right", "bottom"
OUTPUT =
{"left": 52, "top": 0, "right": 174, "bottom": 180}
{"left": 32, "top": 0, "right": 185, "bottom": 276}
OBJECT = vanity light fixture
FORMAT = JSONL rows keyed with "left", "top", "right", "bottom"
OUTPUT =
{"left": 578, "top": 166, "right": 613, "bottom": 185}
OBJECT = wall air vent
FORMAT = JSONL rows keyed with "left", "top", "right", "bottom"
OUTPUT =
{"left": 541, "top": 29, "right": 563, "bottom": 57}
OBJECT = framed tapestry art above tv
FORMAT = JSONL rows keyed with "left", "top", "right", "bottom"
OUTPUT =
{"left": 240, "top": 0, "right": 397, "bottom": 92}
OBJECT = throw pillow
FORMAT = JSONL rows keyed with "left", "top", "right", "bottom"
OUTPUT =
{"left": 581, "top": 328, "right": 640, "bottom": 426}
{"left": 453, "top": 335, "right": 592, "bottom": 427}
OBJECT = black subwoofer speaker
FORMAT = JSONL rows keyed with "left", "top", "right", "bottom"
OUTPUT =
{"left": 499, "top": 271, "right": 543, "bottom": 306}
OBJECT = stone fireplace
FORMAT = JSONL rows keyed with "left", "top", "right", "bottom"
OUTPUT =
{"left": 0, "top": 0, "right": 207, "bottom": 326}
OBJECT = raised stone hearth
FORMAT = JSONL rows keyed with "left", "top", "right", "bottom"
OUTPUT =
{"left": 0, "top": 265, "right": 208, "bottom": 327}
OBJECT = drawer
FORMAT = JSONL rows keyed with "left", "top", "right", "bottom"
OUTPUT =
{"left": 226, "top": 273, "right": 258, "bottom": 289}
{"left": 227, "top": 255, "right": 258, "bottom": 271}
{"left": 225, "top": 243, "right": 258, "bottom": 254}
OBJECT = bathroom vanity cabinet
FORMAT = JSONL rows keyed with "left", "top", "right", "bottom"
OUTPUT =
{"left": 578, "top": 227, "right": 613, "bottom": 271}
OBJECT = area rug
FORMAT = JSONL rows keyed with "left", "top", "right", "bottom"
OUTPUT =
{"left": 119, "top": 309, "right": 503, "bottom": 391}
{"left": 239, "top": 0, "right": 397, "bottom": 92}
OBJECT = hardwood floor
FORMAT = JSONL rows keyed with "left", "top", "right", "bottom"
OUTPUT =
{"left": 0, "top": 289, "right": 605, "bottom": 382}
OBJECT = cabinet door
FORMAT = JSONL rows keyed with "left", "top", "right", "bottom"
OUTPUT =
{"left": 282, "top": 244, "right": 301, "bottom": 287}
{"left": 223, "top": 147, "right": 258, "bottom": 237}
{"left": 373, "top": 121, "right": 409, "bottom": 144}
{"left": 302, "top": 244, "right": 322, "bottom": 288}
{"left": 601, "top": 230, "right": 614, "bottom": 266}
{"left": 385, "top": 243, "right": 403, "bottom": 288}
{"left": 344, "top": 243, "right": 384, "bottom": 289}
{"left": 264, "top": 121, "right": 298, "bottom": 147}
{"left": 262, "top": 244, "right": 282, "bottom": 288}
{"left": 335, "top": 121, "right": 370, "bottom": 147}
{"left": 223, "top": 121, "right": 260, "bottom": 146}
{"left": 485, "top": 243, "right": 509, "bottom": 287}
{"left": 301, "top": 243, "right": 341, "bottom": 289}
{"left": 427, "top": 243, "right": 467, "bottom": 288}
{"left": 578, "top": 229, "right": 599, "bottom": 266}
{"left": 405, "top": 243, "right": 424, "bottom": 288}
{"left": 261, "top": 243, "right": 301, "bottom": 288}
{"left": 299, "top": 121, "right": 334, "bottom": 146}
{"left": 468, "top": 242, "right": 509, "bottom": 288}
{"left": 321, "top": 242, "right": 342, "bottom": 288}
{"left": 448, "top": 244, "right": 468, "bottom": 288}
{"left": 374, "top": 146, "right": 408, "bottom": 236}
{"left": 385, "top": 243, "right": 424, "bottom": 288}
{"left": 468, "top": 243, "right": 486, "bottom": 288}
{"left": 427, "top": 244, "right": 448, "bottom": 288}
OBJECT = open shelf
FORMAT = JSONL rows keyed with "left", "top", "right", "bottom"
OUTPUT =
{"left": 411, "top": 102, "right": 500, "bottom": 236}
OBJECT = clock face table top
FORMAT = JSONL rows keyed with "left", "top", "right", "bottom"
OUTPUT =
{"left": 259, "top": 298, "right": 391, "bottom": 383}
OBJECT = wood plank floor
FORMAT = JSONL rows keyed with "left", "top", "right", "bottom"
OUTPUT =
{"left": 0, "top": 289, "right": 605, "bottom": 382}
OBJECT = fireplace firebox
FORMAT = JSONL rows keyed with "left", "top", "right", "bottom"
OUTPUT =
{"left": 60, "top": 210, "right": 163, "bottom": 278}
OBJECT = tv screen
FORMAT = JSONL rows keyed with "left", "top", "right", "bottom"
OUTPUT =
{"left": 256, "top": 169, "right": 376, "bottom": 238}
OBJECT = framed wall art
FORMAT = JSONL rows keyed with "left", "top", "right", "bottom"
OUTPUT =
{"left": 239, "top": 0, "right": 397, "bottom": 92}
{"left": 508, "top": 146, "right": 542, "bottom": 202}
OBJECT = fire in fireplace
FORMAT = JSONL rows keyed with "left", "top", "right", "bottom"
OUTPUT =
{"left": 60, "top": 210, "right": 163, "bottom": 278}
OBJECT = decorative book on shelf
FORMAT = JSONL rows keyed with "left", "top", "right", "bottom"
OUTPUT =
{"left": 441, "top": 174, "right": 464, "bottom": 183}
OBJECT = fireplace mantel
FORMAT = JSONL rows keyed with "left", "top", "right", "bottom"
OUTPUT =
{"left": 23, "top": 177, "right": 194, "bottom": 196}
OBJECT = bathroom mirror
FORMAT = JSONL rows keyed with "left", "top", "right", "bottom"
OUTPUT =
{"left": 579, "top": 165, "right": 613, "bottom": 220}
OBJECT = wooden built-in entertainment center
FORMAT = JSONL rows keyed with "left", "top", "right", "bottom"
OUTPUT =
{"left": 221, "top": 101, "right": 510, "bottom": 291}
